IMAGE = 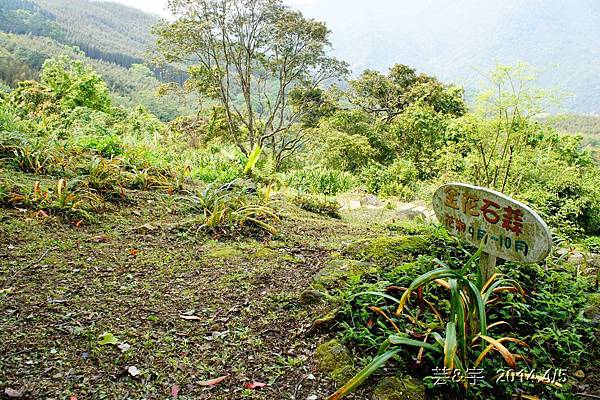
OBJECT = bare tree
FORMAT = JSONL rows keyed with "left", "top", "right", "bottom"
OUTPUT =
{"left": 154, "top": 0, "right": 348, "bottom": 168}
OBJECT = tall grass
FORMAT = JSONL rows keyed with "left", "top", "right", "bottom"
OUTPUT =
{"left": 283, "top": 167, "right": 358, "bottom": 195}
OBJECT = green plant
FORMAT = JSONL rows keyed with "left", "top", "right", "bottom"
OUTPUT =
{"left": 330, "top": 245, "right": 528, "bottom": 399}
{"left": 584, "top": 236, "right": 600, "bottom": 253}
{"left": 8, "top": 179, "right": 102, "bottom": 220}
{"left": 81, "top": 156, "right": 126, "bottom": 199}
{"left": 361, "top": 159, "right": 417, "bottom": 200}
{"left": 12, "top": 145, "right": 57, "bottom": 174}
{"left": 186, "top": 184, "right": 279, "bottom": 236}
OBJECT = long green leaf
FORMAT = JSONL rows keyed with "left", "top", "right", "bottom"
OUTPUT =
{"left": 388, "top": 335, "right": 443, "bottom": 353}
{"left": 444, "top": 322, "right": 458, "bottom": 369}
{"left": 450, "top": 279, "right": 467, "bottom": 364}
{"left": 396, "top": 268, "right": 459, "bottom": 314}
{"left": 462, "top": 239, "right": 486, "bottom": 278}
{"left": 355, "top": 291, "right": 401, "bottom": 304}
{"left": 327, "top": 349, "right": 401, "bottom": 400}
{"left": 243, "top": 145, "right": 261, "bottom": 174}
{"left": 465, "top": 280, "right": 487, "bottom": 337}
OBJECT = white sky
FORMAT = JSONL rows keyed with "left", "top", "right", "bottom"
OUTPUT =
{"left": 103, "top": 0, "right": 316, "bottom": 17}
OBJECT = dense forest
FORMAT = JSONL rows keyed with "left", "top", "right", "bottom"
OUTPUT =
{"left": 0, "top": 1, "right": 598, "bottom": 399}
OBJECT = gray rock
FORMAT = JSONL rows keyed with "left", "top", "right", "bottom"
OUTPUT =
{"left": 394, "top": 209, "right": 427, "bottom": 222}
{"left": 299, "top": 289, "right": 326, "bottom": 305}
{"left": 361, "top": 194, "right": 381, "bottom": 207}
{"left": 584, "top": 293, "right": 600, "bottom": 325}
{"left": 219, "top": 178, "right": 256, "bottom": 193}
{"left": 567, "top": 251, "right": 585, "bottom": 265}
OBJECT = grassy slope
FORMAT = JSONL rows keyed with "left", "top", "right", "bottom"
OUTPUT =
{"left": 0, "top": 170, "right": 383, "bottom": 399}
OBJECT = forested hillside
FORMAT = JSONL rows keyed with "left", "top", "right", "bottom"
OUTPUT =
{"left": 0, "top": 0, "right": 190, "bottom": 120}
{"left": 542, "top": 114, "right": 600, "bottom": 160}
{"left": 293, "top": 0, "right": 600, "bottom": 114}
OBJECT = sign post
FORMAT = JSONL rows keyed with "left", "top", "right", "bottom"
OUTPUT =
{"left": 432, "top": 183, "right": 552, "bottom": 281}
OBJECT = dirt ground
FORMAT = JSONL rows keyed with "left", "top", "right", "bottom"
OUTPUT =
{"left": 0, "top": 189, "right": 385, "bottom": 400}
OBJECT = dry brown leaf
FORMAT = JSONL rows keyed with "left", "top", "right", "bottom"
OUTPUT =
{"left": 179, "top": 315, "right": 202, "bottom": 321}
{"left": 4, "top": 388, "right": 23, "bottom": 398}
{"left": 199, "top": 375, "right": 227, "bottom": 386}
{"left": 244, "top": 381, "right": 267, "bottom": 389}
{"left": 90, "top": 235, "right": 109, "bottom": 243}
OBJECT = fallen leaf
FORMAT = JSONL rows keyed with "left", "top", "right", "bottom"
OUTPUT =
{"left": 72, "top": 219, "right": 84, "bottom": 228}
{"left": 134, "top": 223, "right": 158, "bottom": 232}
{"left": 129, "top": 249, "right": 140, "bottom": 256}
{"left": 244, "top": 381, "right": 267, "bottom": 389}
{"left": 90, "top": 234, "right": 109, "bottom": 243}
{"left": 179, "top": 315, "right": 202, "bottom": 321}
{"left": 0, "top": 287, "right": 13, "bottom": 295}
{"left": 127, "top": 366, "right": 141, "bottom": 377}
{"left": 98, "top": 332, "right": 119, "bottom": 345}
{"left": 36, "top": 210, "right": 49, "bottom": 219}
{"left": 4, "top": 388, "right": 23, "bottom": 398}
{"left": 198, "top": 375, "right": 227, "bottom": 386}
{"left": 171, "top": 385, "right": 180, "bottom": 398}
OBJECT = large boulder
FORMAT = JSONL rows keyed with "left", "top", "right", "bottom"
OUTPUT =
{"left": 372, "top": 376, "right": 426, "bottom": 400}
{"left": 361, "top": 194, "right": 381, "bottom": 207}
{"left": 299, "top": 289, "right": 327, "bottom": 305}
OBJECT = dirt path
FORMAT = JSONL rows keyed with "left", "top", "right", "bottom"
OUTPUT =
{"left": 0, "top": 191, "right": 383, "bottom": 399}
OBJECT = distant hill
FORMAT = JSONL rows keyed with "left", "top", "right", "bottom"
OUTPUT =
{"left": 543, "top": 114, "right": 600, "bottom": 154}
{"left": 2, "top": 0, "right": 599, "bottom": 116}
{"left": 0, "top": 0, "right": 157, "bottom": 69}
{"left": 292, "top": 0, "right": 600, "bottom": 114}
{"left": 0, "top": 0, "right": 190, "bottom": 120}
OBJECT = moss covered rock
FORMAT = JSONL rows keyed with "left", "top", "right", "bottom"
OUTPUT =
{"left": 343, "top": 235, "right": 430, "bottom": 266}
{"left": 312, "top": 258, "right": 378, "bottom": 290}
{"left": 252, "top": 246, "right": 278, "bottom": 259}
{"left": 315, "top": 339, "right": 355, "bottom": 385}
{"left": 299, "top": 289, "right": 327, "bottom": 305}
{"left": 372, "top": 376, "right": 426, "bottom": 400}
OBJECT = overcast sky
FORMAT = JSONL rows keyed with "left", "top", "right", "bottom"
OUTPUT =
{"left": 103, "top": 0, "right": 316, "bottom": 17}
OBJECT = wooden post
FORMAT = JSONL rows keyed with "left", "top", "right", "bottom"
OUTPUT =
{"left": 479, "top": 252, "right": 496, "bottom": 285}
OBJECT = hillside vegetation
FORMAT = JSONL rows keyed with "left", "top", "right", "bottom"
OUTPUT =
{"left": 0, "top": 1, "right": 599, "bottom": 399}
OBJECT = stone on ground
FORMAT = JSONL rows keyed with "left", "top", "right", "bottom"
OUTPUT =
{"left": 372, "top": 376, "right": 426, "bottom": 400}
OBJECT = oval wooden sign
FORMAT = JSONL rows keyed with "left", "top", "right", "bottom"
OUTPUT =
{"left": 432, "top": 183, "right": 552, "bottom": 263}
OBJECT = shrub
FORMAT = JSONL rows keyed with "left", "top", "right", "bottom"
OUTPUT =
{"left": 293, "top": 193, "right": 341, "bottom": 218}
{"left": 40, "top": 56, "right": 111, "bottom": 112}
{"left": 361, "top": 159, "right": 417, "bottom": 200}
{"left": 331, "top": 245, "right": 528, "bottom": 399}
